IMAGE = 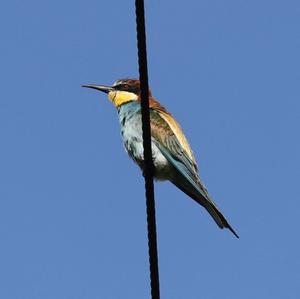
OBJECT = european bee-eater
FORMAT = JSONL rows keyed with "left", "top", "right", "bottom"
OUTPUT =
{"left": 82, "top": 79, "right": 238, "bottom": 238}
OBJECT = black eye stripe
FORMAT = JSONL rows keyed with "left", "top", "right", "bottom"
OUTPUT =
{"left": 113, "top": 81, "right": 140, "bottom": 94}
{"left": 115, "top": 84, "right": 130, "bottom": 91}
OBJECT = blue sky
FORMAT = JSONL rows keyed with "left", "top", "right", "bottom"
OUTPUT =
{"left": 1, "top": 0, "right": 300, "bottom": 298}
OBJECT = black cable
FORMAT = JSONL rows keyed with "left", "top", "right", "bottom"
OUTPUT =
{"left": 135, "top": 1, "right": 160, "bottom": 298}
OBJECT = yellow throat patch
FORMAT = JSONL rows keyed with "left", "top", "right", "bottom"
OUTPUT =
{"left": 108, "top": 90, "right": 138, "bottom": 107}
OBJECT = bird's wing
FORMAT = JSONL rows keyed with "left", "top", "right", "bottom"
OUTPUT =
{"left": 150, "top": 106, "right": 239, "bottom": 238}
{"left": 149, "top": 107, "right": 210, "bottom": 200}
{"left": 149, "top": 99, "right": 197, "bottom": 164}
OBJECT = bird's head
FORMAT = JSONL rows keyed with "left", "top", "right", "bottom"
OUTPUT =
{"left": 82, "top": 78, "right": 151, "bottom": 108}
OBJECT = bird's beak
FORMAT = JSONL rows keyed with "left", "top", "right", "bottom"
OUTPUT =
{"left": 81, "top": 84, "right": 114, "bottom": 94}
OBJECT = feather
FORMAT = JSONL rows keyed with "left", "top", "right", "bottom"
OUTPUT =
{"left": 150, "top": 106, "right": 239, "bottom": 238}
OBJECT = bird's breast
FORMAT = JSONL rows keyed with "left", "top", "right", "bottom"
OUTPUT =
{"left": 118, "top": 103, "right": 172, "bottom": 180}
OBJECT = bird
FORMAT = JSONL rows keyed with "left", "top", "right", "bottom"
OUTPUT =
{"left": 82, "top": 78, "right": 238, "bottom": 238}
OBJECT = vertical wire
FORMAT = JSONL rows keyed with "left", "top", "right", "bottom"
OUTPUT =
{"left": 135, "top": 0, "right": 160, "bottom": 298}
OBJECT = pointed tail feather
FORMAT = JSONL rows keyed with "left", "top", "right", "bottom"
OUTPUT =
{"left": 207, "top": 204, "right": 239, "bottom": 238}
{"left": 171, "top": 179, "right": 239, "bottom": 238}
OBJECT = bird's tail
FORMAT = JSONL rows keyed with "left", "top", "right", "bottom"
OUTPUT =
{"left": 204, "top": 200, "right": 239, "bottom": 238}
{"left": 171, "top": 179, "right": 239, "bottom": 238}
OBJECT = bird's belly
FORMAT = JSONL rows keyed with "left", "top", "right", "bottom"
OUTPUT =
{"left": 152, "top": 145, "right": 172, "bottom": 181}
{"left": 119, "top": 104, "right": 173, "bottom": 180}
{"left": 120, "top": 120, "right": 172, "bottom": 181}
{"left": 124, "top": 136, "right": 172, "bottom": 180}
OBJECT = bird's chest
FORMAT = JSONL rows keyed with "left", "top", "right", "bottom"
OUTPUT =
{"left": 119, "top": 108, "right": 144, "bottom": 160}
{"left": 118, "top": 104, "right": 171, "bottom": 180}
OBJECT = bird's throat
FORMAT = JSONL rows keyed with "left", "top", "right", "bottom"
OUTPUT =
{"left": 108, "top": 90, "right": 138, "bottom": 108}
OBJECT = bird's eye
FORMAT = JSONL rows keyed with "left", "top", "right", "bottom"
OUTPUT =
{"left": 122, "top": 84, "right": 129, "bottom": 90}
